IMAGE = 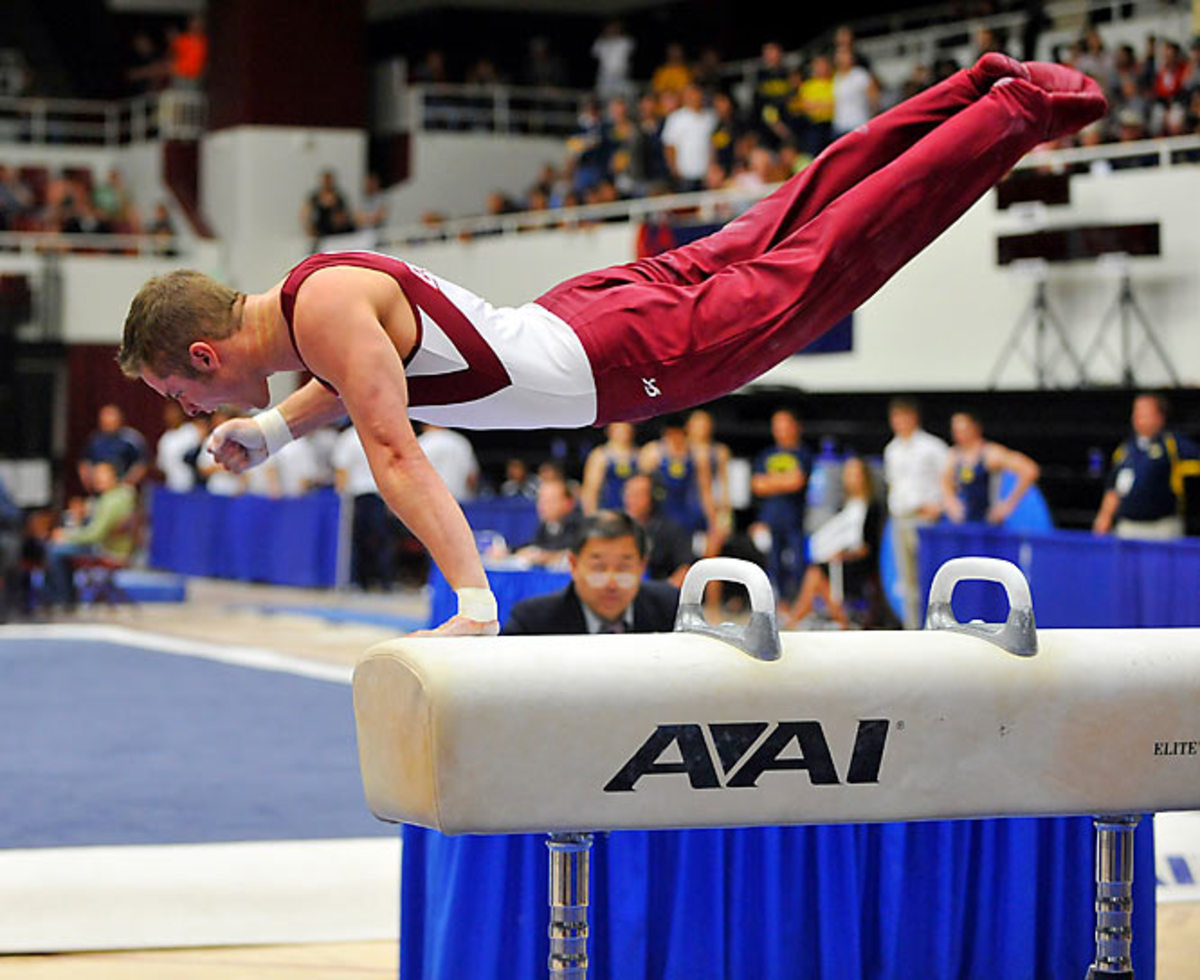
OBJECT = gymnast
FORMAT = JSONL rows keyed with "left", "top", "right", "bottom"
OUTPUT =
{"left": 117, "top": 55, "right": 1105, "bottom": 635}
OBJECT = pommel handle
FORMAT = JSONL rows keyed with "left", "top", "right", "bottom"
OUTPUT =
{"left": 925, "top": 556, "right": 1038, "bottom": 656}
{"left": 674, "top": 558, "right": 782, "bottom": 662}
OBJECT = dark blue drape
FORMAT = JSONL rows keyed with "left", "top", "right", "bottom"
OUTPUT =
{"left": 400, "top": 818, "right": 1154, "bottom": 979}
{"left": 149, "top": 486, "right": 341, "bottom": 587}
{"left": 427, "top": 563, "right": 570, "bottom": 628}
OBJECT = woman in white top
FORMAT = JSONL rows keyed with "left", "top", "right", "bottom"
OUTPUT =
{"left": 832, "top": 47, "right": 879, "bottom": 137}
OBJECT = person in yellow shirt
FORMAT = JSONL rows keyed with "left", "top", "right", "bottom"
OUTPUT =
{"left": 800, "top": 54, "right": 836, "bottom": 156}
{"left": 651, "top": 42, "right": 693, "bottom": 95}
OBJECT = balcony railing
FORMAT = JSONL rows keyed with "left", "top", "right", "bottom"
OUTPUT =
{"left": 0, "top": 90, "right": 205, "bottom": 145}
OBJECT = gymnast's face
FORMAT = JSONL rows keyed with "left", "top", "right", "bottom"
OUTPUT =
{"left": 142, "top": 344, "right": 271, "bottom": 416}
{"left": 571, "top": 534, "right": 646, "bottom": 623}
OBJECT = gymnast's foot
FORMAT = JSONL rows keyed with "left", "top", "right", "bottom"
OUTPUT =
{"left": 966, "top": 52, "right": 1030, "bottom": 96}
{"left": 1021, "top": 61, "right": 1108, "bottom": 139}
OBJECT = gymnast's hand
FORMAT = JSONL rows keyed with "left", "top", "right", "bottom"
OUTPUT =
{"left": 409, "top": 614, "right": 501, "bottom": 638}
{"left": 209, "top": 417, "right": 269, "bottom": 473}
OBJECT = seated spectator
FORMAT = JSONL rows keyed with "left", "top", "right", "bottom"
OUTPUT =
{"left": 93, "top": 168, "right": 139, "bottom": 234}
{"left": 146, "top": 201, "right": 177, "bottom": 256}
{"left": 412, "top": 49, "right": 447, "bottom": 84}
{"left": 516, "top": 476, "right": 582, "bottom": 566}
{"left": 523, "top": 36, "right": 567, "bottom": 89}
{"left": 651, "top": 42, "right": 692, "bottom": 95}
{"left": 785, "top": 457, "right": 885, "bottom": 629}
{"left": 356, "top": 173, "right": 387, "bottom": 230}
{"left": 155, "top": 401, "right": 203, "bottom": 492}
{"left": 661, "top": 84, "right": 716, "bottom": 193}
{"left": 504, "top": 509, "right": 679, "bottom": 635}
{"left": 417, "top": 425, "right": 479, "bottom": 501}
{"left": 941, "top": 411, "right": 1040, "bottom": 525}
{"left": 500, "top": 458, "right": 538, "bottom": 500}
{"left": 301, "top": 169, "right": 355, "bottom": 245}
{"left": 43, "top": 461, "right": 137, "bottom": 609}
{"left": 0, "top": 165, "right": 33, "bottom": 231}
{"left": 621, "top": 473, "right": 693, "bottom": 585}
{"left": 78, "top": 403, "right": 148, "bottom": 492}
{"left": 800, "top": 54, "right": 835, "bottom": 157}
{"left": 1154, "top": 41, "right": 1189, "bottom": 105}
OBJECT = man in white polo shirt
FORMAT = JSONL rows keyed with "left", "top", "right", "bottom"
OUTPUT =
{"left": 883, "top": 397, "right": 948, "bottom": 629}
{"left": 661, "top": 84, "right": 717, "bottom": 192}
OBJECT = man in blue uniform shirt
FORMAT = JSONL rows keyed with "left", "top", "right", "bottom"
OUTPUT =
{"left": 751, "top": 409, "right": 812, "bottom": 598}
{"left": 1094, "top": 393, "right": 1200, "bottom": 540}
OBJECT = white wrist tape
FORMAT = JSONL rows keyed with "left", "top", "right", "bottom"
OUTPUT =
{"left": 256, "top": 408, "right": 294, "bottom": 457}
{"left": 456, "top": 587, "right": 498, "bottom": 623}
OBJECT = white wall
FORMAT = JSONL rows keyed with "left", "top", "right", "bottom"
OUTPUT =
{"left": 386, "top": 132, "right": 566, "bottom": 225}
{"left": 395, "top": 166, "right": 1200, "bottom": 392}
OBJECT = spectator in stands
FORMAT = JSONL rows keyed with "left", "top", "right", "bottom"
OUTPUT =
{"left": 356, "top": 173, "right": 387, "bottom": 231}
{"left": 800, "top": 54, "right": 836, "bottom": 157}
{"left": 591, "top": 20, "right": 635, "bottom": 99}
{"left": 691, "top": 46, "right": 723, "bottom": 92}
{"left": 167, "top": 15, "right": 208, "bottom": 90}
{"left": 1093, "top": 393, "right": 1200, "bottom": 541}
{"left": 301, "top": 170, "right": 355, "bottom": 246}
{"left": 661, "top": 84, "right": 717, "bottom": 192}
{"left": 752, "top": 42, "right": 792, "bottom": 146}
{"left": 516, "top": 476, "right": 582, "bottom": 567}
{"left": 500, "top": 458, "right": 538, "bottom": 500}
{"left": 334, "top": 423, "right": 396, "bottom": 591}
{"left": 686, "top": 408, "right": 732, "bottom": 556}
{"left": 621, "top": 473, "right": 693, "bottom": 585}
{"left": 412, "top": 50, "right": 447, "bottom": 84}
{"left": 79, "top": 403, "right": 147, "bottom": 492}
{"left": 833, "top": 25, "right": 871, "bottom": 72}
{"left": 941, "top": 410, "right": 1040, "bottom": 525}
{"left": 651, "top": 43, "right": 693, "bottom": 96}
{"left": 1076, "top": 28, "right": 1115, "bottom": 91}
{"left": 523, "top": 36, "right": 567, "bottom": 89}
{"left": 709, "top": 90, "right": 744, "bottom": 174}
{"left": 0, "top": 471, "right": 21, "bottom": 621}
{"left": 1153, "top": 41, "right": 1190, "bottom": 106}
{"left": 602, "top": 97, "right": 640, "bottom": 197}
{"left": 640, "top": 415, "right": 711, "bottom": 537}
{"left": 884, "top": 397, "right": 947, "bottom": 629}
{"left": 0, "top": 165, "right": 32, "bottom": 231}
{"left": 751, "top": 408, "right": 811, "bottom": 600}
{"left": 126, "top": 30, "right": 166, "bottom": 94}
{"left": 146, "top": 202, "right": 177, "bottom": 256}
{"left": 466, "top": 57, "right": 506, "bottom": 86}
{"left": 582, "top": 422, "right": 640, "bottom": 514}
{"left": 504, "top": 509, "right": 679, "bottom": 635}
{"left": 155, "top": 401, "right": 203, "bottom": 492}
{"left": 632, "top": 93, "right": 670, "bottom": 192}
{"left": 248, "top": 433, "right": 317, "bottom": 498}
{"left": 92, "top": 168, "right": 139, "bottom": 234}
{"left": 43, "top": 461, "right": 136, "bottom": 609}
{"left": 416, "top": 424, "right": 479, "bottom": 501}
{"left": 566, "top": 98, "right": 610, "bottom": 195}
{"left": 832, "top": 45, "right": 879, "bottom": 139}
{"left": 785, "top": 456, "right": 885, "bottom": 629}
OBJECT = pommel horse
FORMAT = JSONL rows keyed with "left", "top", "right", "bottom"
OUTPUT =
{"left": 353, "top": 557, "right": 1200, "bottom": 979}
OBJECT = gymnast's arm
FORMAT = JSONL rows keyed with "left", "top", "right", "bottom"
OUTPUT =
{"left": 295, "top": 277, "right": 495, "bottom": 636}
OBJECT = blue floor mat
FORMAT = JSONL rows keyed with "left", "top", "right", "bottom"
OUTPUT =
{"left": 239, "top": 604, "right": 424, "bottom": 633}
{"left": 0, "top": 638, "right": 390, "bottom": 848}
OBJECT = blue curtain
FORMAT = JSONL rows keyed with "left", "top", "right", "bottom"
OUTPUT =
{"left": 400, "top": 817, "right": 1154, "bottom": 979}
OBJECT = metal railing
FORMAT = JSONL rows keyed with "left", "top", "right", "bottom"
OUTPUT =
{"left": 0, "top": 230, "right": 180, "bottom": 256}
{"left": 0, "top": 89, "right": 205, "bottom": 145}
{"left": 404, "top": 83, "right": 590, "bottom": 136}
{"left": 378, "top": 133, "right": 1200, "bottom": 247}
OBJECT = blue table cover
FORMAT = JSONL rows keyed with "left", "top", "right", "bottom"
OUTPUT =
{"left": 149, "top": 486, "right": 341, "bottom": 588}
{"left": 428, "top": 562, "right": 570, "bottom": 628}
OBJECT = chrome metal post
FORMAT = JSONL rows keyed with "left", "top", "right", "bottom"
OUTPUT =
{"left": 1086, "top": 814, "right": 1139, "bottom": 980}
{"left": 547, "top": 832, "right": 593, "bottom": 979}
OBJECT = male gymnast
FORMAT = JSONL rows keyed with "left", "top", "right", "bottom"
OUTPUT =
{"left": 118, "top": 55, "right": 1104, "bottom": 636}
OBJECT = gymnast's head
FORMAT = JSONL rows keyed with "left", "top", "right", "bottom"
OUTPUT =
{"left": 118, "top": 269, "right": 265, "bottom": 416}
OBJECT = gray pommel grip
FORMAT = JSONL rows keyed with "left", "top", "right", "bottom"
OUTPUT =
{"left": 674, "top": 557, "right": 782, "bottom": 662}
{"left": 924, "top": 556, "right": 1038, "bottom": 657}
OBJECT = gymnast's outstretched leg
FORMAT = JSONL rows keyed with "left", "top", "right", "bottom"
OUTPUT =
{"left": 570, "top": 67, "right": 1106, "bottom": 422}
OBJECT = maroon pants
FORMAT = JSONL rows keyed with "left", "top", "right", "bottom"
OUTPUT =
{"left": 536, "top": 65, "right": 1089, "bottom": 424}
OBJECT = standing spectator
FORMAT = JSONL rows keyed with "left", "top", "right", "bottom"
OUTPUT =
{"left": 126, "top": 30, "right": 166, "bottom": 94}
{"left": 622, "top": 473, "right": 693, "bottom": 585}
{"left": 602, "top": 97, "right": 640, "bottom": 196}
{"left": 1076, "top": 28, "right": 1115, "bottom": 91}
{"left": 504, "top": 510, "right": 679, "bottom": 635}
{"left": 651, "top": 42, "right": 693, "bottom": 95}
{"left": 1093, "top": 393, "right": 1200, "bottom": 540}
{"left": 0, "top": 165, "right": 33, "bottom": 231}
{"left": 751, "top": 408, "right": 812, "bottom": 600}
{"left": 800, "top": 54, "right": 836, "bottom": 157}
{"left": 79, "top": 404, "right": 148, "bottom": 492}
{"left": 582, "top": 422, "right": 640, "bottom": 515}
{"left": 155, "top": 401, "right": 202, "bottom": 492}
{"left": 709, "top": 91, "right": 744, "bottom": 174}
{"left": 941, "top": 411, "right": 1040, "bottom": 525}
{"left": 333, "top": 424, "right": 396, "bottom": 591}
{"left": 43, "top": 461, "right": 136, "bottom": 609}
{"left": 523, "top": 36, "right": 567, "bottom": 89}
{"left": 692, "top": 47, "right": 723, "bottom": 91}
{"left": 516, "top": 476, "right": 582, "bottom": 566}
{"left": 832, "top": 45, "right": 879, "bottom": 138}
{"left": 687, "top": 408, "right": 732, "bottom": 555}
{"left": 883, "top": 397, "right": 947, "bottom": 629}
{"left": 661, "top": 84, "right": 717, "bottom": 192}
{"left": 356, "top": 173, "right": 387, "bottom": 231}
{"left": 752, "top": 41, "right": 792, "bottom": 146}
{"left": 632, "top": 93, "right": 670, "bottom": 192}
{"left": 301, "top": 170, "right": 355, "bottom": 246}
{"left": 0, "top": 471, "right": 22, "bottom": 621}
{"left": 591, "top": 21, "right": 635, "bottom": 99}
{"left": 1154, "top": 41, "right": 1190, "bottom": 105}
{"left": 145, "top": 202, "right": 177, "bottom": 256}
{"left": 416, "top": 425, "right": 479, "bottom": 501}
{"left": 167, "top": 15, "right": 207, "bottom": 89}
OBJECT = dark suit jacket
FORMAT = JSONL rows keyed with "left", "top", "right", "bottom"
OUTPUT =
{"left": 503, "top": 580, "right": 680, "bottom": 635}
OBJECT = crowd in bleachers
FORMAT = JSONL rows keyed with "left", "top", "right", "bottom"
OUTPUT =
{"left": 445, "top": 19, "right": 1200, "bottom": 221}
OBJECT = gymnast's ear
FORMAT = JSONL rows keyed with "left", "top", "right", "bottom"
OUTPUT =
{"left": 187, "top": 341, "right": 220, "bottom": 374}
